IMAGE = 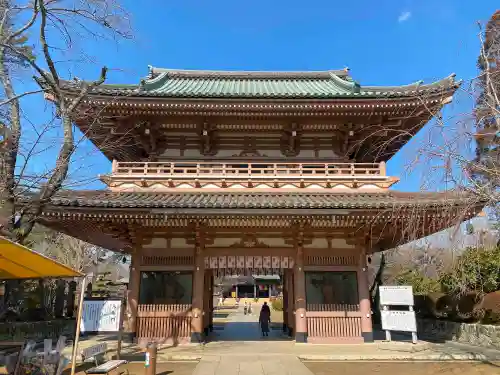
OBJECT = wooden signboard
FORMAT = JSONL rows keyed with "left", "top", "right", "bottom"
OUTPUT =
{"left": 381, "top": 310, "right": 417, "bottom": 332}
{"left": 379, "top": 286, "right": 414, "bottom": 306}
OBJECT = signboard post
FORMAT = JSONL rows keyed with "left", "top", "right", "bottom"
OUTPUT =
{"left": 379, "top": 285, "right": 418, "bottom": 344}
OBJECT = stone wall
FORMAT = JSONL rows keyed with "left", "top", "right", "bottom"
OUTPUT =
{"left": 417, "top": 318, "right": 500, "bottom": 350}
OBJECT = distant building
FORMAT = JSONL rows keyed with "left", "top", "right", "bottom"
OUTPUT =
{"left": 219, "top": 275, "right": 281, "bottom": 298}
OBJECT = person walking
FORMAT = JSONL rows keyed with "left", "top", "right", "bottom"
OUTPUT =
{"left": 259, "top": 302, "right": 271, "bottom": 337}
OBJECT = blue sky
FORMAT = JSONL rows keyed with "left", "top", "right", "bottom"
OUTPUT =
{"left": 18, "top": 0, "right": 499, "bottom": 191}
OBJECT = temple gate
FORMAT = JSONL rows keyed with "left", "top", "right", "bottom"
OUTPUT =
{"left": 36, "top": 66, "right": 482, "bottom": 345}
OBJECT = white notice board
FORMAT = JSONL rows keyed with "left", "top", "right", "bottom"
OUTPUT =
{"left": 379, "top": 285, "right": 414, "bottom": 306}
{"left": 381, "top": 310, "right": 417, "bottom": 332}
{"left": 81, "top": 299, "right": 121, "bottom": 333}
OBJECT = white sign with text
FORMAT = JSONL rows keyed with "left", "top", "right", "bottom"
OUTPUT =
{"left": 379, "top": 285, "right": 414, "bottom": 306}
{"left": 81, "top": 299, "right": 121, "bottom": 333}
{"left": 381, "top": 310, "right": 417, "bottom": 332}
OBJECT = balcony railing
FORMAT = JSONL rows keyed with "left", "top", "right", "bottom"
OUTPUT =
{"left": 111, "top": 161, "right": 387, "bottom": 179}
{"left": 104, "top": 160, "right": 397, "bottom": 190}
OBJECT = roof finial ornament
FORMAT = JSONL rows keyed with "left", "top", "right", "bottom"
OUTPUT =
{"left": 147, "top": 65, "right": 154, "bottom": 79}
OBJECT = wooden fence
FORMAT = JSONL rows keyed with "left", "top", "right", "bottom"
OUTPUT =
{"left": 136, "top": 304, "right": 193, "bottom": 345}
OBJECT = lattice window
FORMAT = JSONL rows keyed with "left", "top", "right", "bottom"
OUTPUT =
{"left": 141, "top": 255, "right": 193, "bottom": 266}
{"left": 305, "top": 255, "right": 357, "bottom": 266}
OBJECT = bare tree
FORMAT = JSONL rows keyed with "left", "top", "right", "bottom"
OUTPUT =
{"left": 34, "top": 232, "right": 105, "bottom": 273}
{"left": 472, "top": 10, "right": 500, "bottom": 214}
{"left": 0, "top": 0, "right": 131, "bottom": 243}
{"left": 362, "top": 12, "right": 500, "bottom": 303}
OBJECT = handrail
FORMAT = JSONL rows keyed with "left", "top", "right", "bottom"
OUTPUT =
{"left": 111, "top": 160, "right": 387, "bottom": 178}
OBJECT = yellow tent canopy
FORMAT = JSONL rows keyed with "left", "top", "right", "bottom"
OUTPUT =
{"left": 0, "top": 236, "right": 83, "bottom": 279}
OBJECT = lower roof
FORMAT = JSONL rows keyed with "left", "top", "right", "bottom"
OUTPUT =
{"left": 46, "top": 190, "right": 477, "bottom": 210}
{"left": 37, "top": 190, "right": 483, "bottom": 253}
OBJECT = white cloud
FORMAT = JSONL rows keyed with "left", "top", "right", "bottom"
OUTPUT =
{"left": 398, "top": 11, "right": 412, "bottom": 23}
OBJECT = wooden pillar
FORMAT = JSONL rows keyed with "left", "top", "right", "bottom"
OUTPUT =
{"left": 203, "top": 270, "right": 211, "bottom": 337}
{"left": 125, "top": 248, "right": 141, "bottom": 342}
{"left": 287, "top": 268, "right": 295, "bottom": 336}
{"left": 294, "top": 245, "right": 307, "bottom": 343}
{"left": 208, "top": 272, "right": 214, "bottom": 332}
{"left": 282, "top": 271, "right": 289, "bottom": 333}
{"left": 191, "top": 240, "right": 205, "bottom": 343}
{"left": 357, "top": 249, "right": 373, "bottom": 342}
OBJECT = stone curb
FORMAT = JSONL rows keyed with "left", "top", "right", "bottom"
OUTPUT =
{"left": 377, "top": 342, "right": 431, "bottom": 353}
{"left": 298, "top": 353, "right": 500, "bottom": 361}
{"left": 156, "top": 355, "right": 202, "bottom": 361}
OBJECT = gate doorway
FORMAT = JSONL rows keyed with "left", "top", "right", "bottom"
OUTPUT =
{"left": 203, "top": 260, "right": 295, "bottom": 342}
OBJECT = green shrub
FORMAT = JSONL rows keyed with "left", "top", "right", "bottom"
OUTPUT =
{"left": 440, "top": 246, "right": 500, "bottom": 295}
{"left": 451, "top": 292, "right": 482, "bottom": 321}
{"left": 271, "top": 297, "right": 284, "bottom": 311}
{"left": 481, "top": 309, "right": 500, "bottom": 324}
{"left": 476, "top": 291, "right": 500, "bottom": 324}
{"left": 414, "top": 292, "right": 453, "bottom": 319}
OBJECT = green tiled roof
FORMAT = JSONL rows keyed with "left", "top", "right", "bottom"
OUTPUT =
{"left": 62, "top": 67, "right": 460, "bottom": 99}
{"left": 46, "top": 190, "right": 474, "bottom": 210}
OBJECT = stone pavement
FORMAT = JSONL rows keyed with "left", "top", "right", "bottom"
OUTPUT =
{"left": 193, "top": 355, "right": 314, "bottom": 375}
{"left": 211, "top": 302, "right": 286, "bottom": 342}
{"left": 66, "top": 303, "right": 500, "bottom": 375}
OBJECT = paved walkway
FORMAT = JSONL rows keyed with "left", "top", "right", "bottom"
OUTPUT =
{"left": 193, "top": 355, "right": 313, "bottom": 375}
{"left": 211, "top": 303, "right": 287, "bottom": 342}
{"left": 190, "top": 305, "right": 313, "bottom": 374}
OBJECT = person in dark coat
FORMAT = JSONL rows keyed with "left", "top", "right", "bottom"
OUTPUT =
{"left": 259, "top": 302, "right": 271, "bottom": 337}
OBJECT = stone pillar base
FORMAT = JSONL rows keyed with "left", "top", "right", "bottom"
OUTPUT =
{"left": 122, "top": 332, "right": 136, "bottom": 343}
{"left": 295, "top": 332, "right": 307, "bottom": 343}
{"left": 362, "top": 332, "right": 374, "bottom": 342}
{"left": 191, "top": 332, "right": 204, "bottom": 343}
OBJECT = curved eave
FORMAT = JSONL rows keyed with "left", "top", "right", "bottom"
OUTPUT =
{"left": 71, "top": 84, "right": 459, "bottom": 100}
{"left": 73, "top": 89, "right": 458, "bottom": 115}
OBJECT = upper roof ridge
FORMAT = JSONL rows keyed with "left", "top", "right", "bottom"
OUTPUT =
{"left": 147, "top": 66, "right": 350, "bottom": 80}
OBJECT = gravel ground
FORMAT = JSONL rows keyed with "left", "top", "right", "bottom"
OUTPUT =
{"left": 303, "top": 361, "right": 500, "bottom": 375}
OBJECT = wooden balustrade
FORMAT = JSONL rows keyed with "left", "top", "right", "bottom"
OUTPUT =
{"left": 307, "top": 304, "right": 359, "bottom": 312}
{"left": 306, "top": 303, "right": 363, "bottom": 343}
{"left": 111, "top": 160, "right": 386, "bottom": 179}
{"left": 136, "top": 304, "right": 193, "bottom": 344}
{"left": 307, "top": 316, "right": 362, "bottom": 341}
